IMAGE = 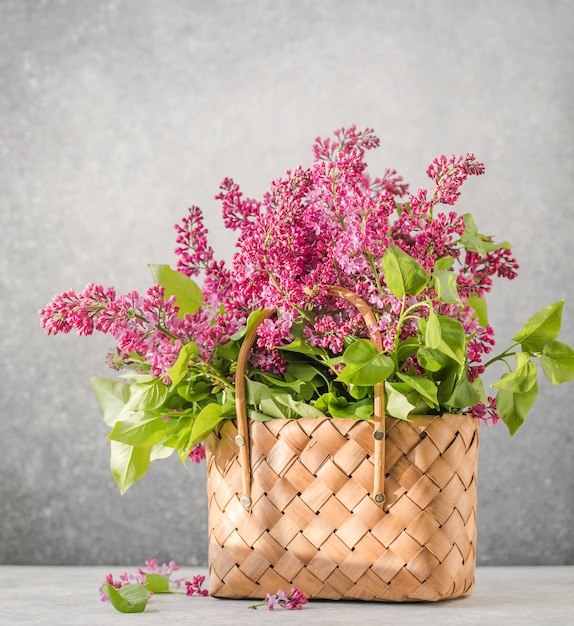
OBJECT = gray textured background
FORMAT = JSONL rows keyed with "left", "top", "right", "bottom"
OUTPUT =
{"left": 1, "top": 0, "right": 573, "bottom": 567}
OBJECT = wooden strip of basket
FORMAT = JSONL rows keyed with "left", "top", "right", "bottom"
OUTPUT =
{"left": 206, "top": 412, "right": 479, "bottom": 602}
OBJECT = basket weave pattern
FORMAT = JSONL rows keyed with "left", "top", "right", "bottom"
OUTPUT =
{"left": 206, "top": 412, "right": 479, "bottom": 602}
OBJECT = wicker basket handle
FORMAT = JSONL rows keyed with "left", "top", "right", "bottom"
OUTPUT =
{"left": 235, "top": 285, "right": 386, "bottom": 511}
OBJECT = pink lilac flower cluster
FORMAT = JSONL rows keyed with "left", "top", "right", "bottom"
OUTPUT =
{"left": 184, "top": 575, "right": 209, "bottom": 597}
{"left": 99, "top": 559, "right": 208, "bottom": 602}
{"left": 40, "top": 126, "right": 519, "bottom": 426}
{"left": 39, "top": 283, "right": 194, "bottom": 379}
{"left": 248, "top": 587, "right": 309, "bottom": 610}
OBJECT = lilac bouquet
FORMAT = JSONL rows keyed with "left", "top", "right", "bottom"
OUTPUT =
{"left": 40, "top": 127, "right": 574, "bottom": 493}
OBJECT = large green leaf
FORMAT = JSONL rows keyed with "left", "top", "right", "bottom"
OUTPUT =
{"left": 90, "top": 376, "right": 130, "bottom": 427}
{"left": 109, "top": 441, "right": 151, "bottom": 494}
{"left": 149, "top": 264, "right": 203, "bottom": 318}
{"left": 496, "top": 381, "right": 539, "bottom": 436}
{"left": 337, "top": 339, "right": 394, "bottom": 386}
{"left": 513, "top": 301, "right": 564, "bottom": 351}
{"left": 108, "top": 412, "right": 167, "bottom": 447}
{"left": 540, "top": 341, "right": 574, "bottom": 384}
{"left": 101, "top": 583, "right": 151, "bottom": 613}
{"left": 382, "top": 243, "right": 429, "bottom": 298}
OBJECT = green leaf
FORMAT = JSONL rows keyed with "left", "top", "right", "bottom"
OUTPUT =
{"left": 496, "top": 381, "right": 539, "bottom": 436}
{"left": 460, "top": 213, "right": 512, "bottom": 255}
{"left": 467, "top": 293, "right": 489, "bottom": 327}
{"left": 417, "top": 347, "right": 452, "bottom": 372}
{"left": 109, "top": 441, "right": 150, "bottom": 494}
{"left": 540, "top": 341, "right": 574, "bottom": 384}
{"left": 382, "top": 243, "right": 429, "bottom": 297}
{"left": 492, "top": 352, "right": 538, "bottom": 393}
{"left": 447, "top": 377, "right": 481, "bottom": 409}
{"left": 513, "top": 301, "right": 564, "bottom": 351}
{"left": 246, "top": 380, "right": 288, "bottom": 418}
{"left": 348, "top": 385, "right": 366, "bottom": 400}
{"left": 279, "top": 337, "right": 331, "bottom": 359}
{"left": 314, "top": 392, "right": 334, "bottom": 413}
{"left": 247, "top": 409, "right": 274, "bottom": 422}
{"left": 287, "top": 361, "right": 326, "bottom": 383}
{"left": 339, "top": 339, "right": 378, "bottom": 364}
{"left": 149, "top": 264, "right": 203, "bottom": 318}
{"left": 397, "top": 337, "right": 419, "bottom": 364}
{"left": 125, "top": 380, "right": 169, "bottom": 412}
{"left": 434, "top": 256, "right": 454, "bottom": 271}
{"left": 176, "top": 423, "right": 194, "bottom": 460}
{"left": 396, "top": 373, "right": 439, "bottom": 409}
{"left": 327, "top": 396, "right": 373, "bottom": 419}
{"left": 337, "top": 340, "right": 394, "bottom": 386}
{"left": 431, "top": 315, "right": 466, "bottom": 366}
{"left": 102, "top": 583, "right": 151, "bottom": 613}
{"left": 385, "top": 382, "right": 416, "bottom": 420}
{"left": 425, "top": 311, "right": 442, "bottom": 350}
{"left": 189, "top": 403, "right": 224, "bottom": 446}
{"left": 436, "top": 366, "right": 458, "bottom": 406}
{"left": 108, "top": 413, "right": 167, "bottom": 447}
{"left": 150, "top": 444, "right": 176, "bottom": 462}
{"left": 165, "top": 342, "right": 199, "bottom": 387}
{"left": 90, "top": 377, "right": 130, "bottom": 427}
{"left": 256, "top": 371, "right": 302, "bottom": 392}
{"left": 177, "top": 380, "right": 213, "bottom": 402}
{"left": 118, "top": 371, "right": 156, "bottom": 383}
{"left": 144, "top": 573, "right": 171, "bottom": 594}
{"left": 275, "top": 394, "right": 325, "bottom": 419}
{"left": 432, "top": 269, "right": 461, "bottom": 304}
{"left": 216, "top": 339, "right": 240, "bottom": 362}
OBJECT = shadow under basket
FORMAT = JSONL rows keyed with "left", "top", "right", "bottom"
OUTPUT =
{"left": 206, "top": 412, "right": 479, "bottom": 602}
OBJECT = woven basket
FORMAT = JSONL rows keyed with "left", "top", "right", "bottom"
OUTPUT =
{"left": 205, "top": 287, "right": 480, "bottom": 602}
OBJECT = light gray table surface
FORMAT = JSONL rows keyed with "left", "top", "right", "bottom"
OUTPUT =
{"left": 0, "top": 566, "right": 572, "bottom": 625}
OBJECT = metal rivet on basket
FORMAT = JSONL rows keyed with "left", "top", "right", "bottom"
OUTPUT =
{"left": 240, "top": 496, "right": 252, "bottom": 509}
{"left": 374, "top": 492, "right": 386, "bottom": 504}
{"left": 235, "top": 435, "right": 245, "bottom": 447}
{"left": 373, "top": 429, "right": 384, "bottom": 440}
